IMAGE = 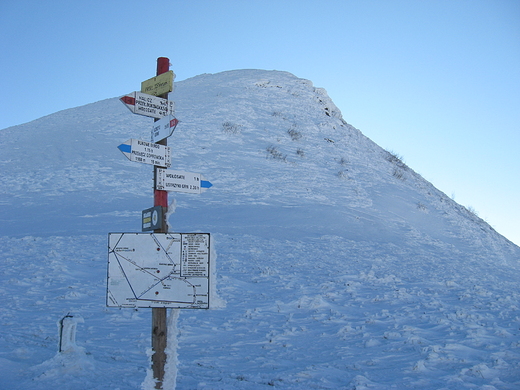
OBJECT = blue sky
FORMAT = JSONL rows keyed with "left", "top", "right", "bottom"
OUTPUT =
{"left": 1, "top": 0, "right": 519, "bottom": 245}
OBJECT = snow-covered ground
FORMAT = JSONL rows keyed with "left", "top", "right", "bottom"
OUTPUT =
{"left": 0, "top": 70, "right": 519, "bottom": 389}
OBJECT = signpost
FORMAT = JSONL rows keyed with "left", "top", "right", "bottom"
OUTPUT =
{"left": 149, "top": 58, "right": 171, "bottom": 390}
{"left": 141, "top": 70, "right": 175, "bottom": 96}
{"left": 152, "top": 115, "right": 178, "bottom": 143}
{"left": 120, "top": 91, "right": 175, "bottom": 119}
{"left": 112, "top": 57, "right": 212, "bottom": 389}
{"left": 156, "top": 168, "right": 212, "bottom": 194}
{"left": 117, "top": 139, "right": 171, "bottom": 167}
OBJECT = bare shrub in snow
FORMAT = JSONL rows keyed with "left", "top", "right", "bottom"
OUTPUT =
{"left": 417, "top": 202, "right": 427, "bottom": 211}
{"left": 467, "top": 206, "right": 479, "bottom": 217}
{"left": 287, "top": 129, "right": 302, "bottom": 141}
{"left": 222, "top": 121, "right": 242, "bottom": 134}
{"left": 385, "top": 150, "right": 408, "bottom": 180}
{"left": 266, "top": 145, "right": 287, "bottom": 161}
{"left": 337, "top": 170, "right": 349, "bottom": 180}
{"left": 338, "top": 157, "right": 349, "bottom": 166}
{"left": 393, "top": 167, "right": 406, "bottom": 180}
{"left": 384, "top": 150, "right": 407, "bottom": 169}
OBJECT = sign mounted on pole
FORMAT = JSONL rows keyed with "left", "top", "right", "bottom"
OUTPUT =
{"left": 142, "top": 206, "right": 164, "bottom": 231}
{"left": 151, "top": 115, "right": 179, "bottom": 143}
{"left": 117, "top": 139, "right": 171, "bottom": 167}
{"left": 107, "top": 232, "right": 211, "bottom": 309}
{"left": 120, "top": 91, "right": 175, "bottom": 119}
{"left": 141, "top": 70, "right": 175, "bottom": 97}
{"left": 156, "top": 168, "right": 212, "bottom": 194}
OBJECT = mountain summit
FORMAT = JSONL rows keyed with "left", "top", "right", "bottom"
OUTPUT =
{"left": 1, "top": 70, "right": 519, "bottom": 389}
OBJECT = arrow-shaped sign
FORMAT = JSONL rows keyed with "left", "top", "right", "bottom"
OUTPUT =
{"left": 156, "top": 168, "right": 212, "bottom": 194}
{"left": 117, "top": 139, "right": 171, "bottom": 167}
{"left": 152, "top": 115, "right": 179, "bottom": 143}
{"left": 120, "top": 91, "right": 175, "bottom": 119}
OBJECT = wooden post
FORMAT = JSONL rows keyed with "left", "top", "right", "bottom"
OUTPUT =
{"left": 152, "top": 56, "right": 170, "bottom": 390}
{"left": 152, "top": 307, "right": 167, "bottom": 389}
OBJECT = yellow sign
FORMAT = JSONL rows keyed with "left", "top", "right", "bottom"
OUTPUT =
{"left": 141, "top": 71, "right": 175, "bottom": 96}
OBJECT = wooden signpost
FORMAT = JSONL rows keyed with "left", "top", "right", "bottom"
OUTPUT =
{"left": 109, "top": 57, "right": 213, "bottom": 389}
{"left": 150, "top": 57, "right": 170, "bottom": 389}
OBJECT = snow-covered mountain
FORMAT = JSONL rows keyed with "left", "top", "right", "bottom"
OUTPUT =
{"left": 1, "top": 69, "right": 519, "bottom": 389}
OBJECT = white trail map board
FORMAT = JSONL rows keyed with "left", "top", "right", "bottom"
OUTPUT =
{"left": 107, "top": 232, "right": 210, "bottom": 309}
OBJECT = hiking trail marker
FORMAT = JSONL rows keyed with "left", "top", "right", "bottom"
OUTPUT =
{"left": 152, "top": 115, "right": 179, "bottom": 143}
{"left": 156, "top": 168, "right": 212, "bottom": 194}
{"left": 117, "top": 139, "right": 171, "bottom": 167}
{"left": 141, "top": 70, "right": 175, "bottom": 96}
{"left": 142, "top": 206, "right": 164, "bottom": 231}
{"left": 120, "top": 91, "right": 175, "bottom": 119}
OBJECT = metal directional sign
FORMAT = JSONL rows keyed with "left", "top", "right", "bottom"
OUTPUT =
{"left": 120, "top": 91, "right": 175, "bottom": 119}
{"left": 156, "top": 168, "right": 212, "bottom": 194}
{"left": 141, "top": 70, "right": 175, "bottom": 96}
{"left": 107, "top": 232, "right": 211, "bottom": 309}
{"left": 152, "top": 115, "right": 179, "bottom": 143}
{"left": 142, "top": 206, "right": 164, "bottom": 231}
{"left": 117, "top": 139, "right": 171, "bottom": 167}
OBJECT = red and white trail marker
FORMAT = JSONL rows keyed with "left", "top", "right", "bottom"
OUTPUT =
{"left": 120, "top": 91, "right": 175, "bottom": 119}
{"left": 152, "top": 115, "right": 179, "bottom": 143}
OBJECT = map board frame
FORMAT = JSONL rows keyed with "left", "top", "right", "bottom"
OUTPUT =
{"left": 107, "top": 232, "right": 210, "bottom": 309}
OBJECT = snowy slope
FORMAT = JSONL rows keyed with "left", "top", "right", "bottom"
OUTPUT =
{"left": 0, "top": 69, "right": 519, "bottom": 389}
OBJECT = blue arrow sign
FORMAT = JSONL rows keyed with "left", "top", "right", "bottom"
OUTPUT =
{"left": 117, "top": 139, "right": 171, "bottom": 167}
{"left": 156, "top": 168, "right": 212, "bottom": 194}
{"left": 118, "top": 143, "right": 132, "bottom": 154}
